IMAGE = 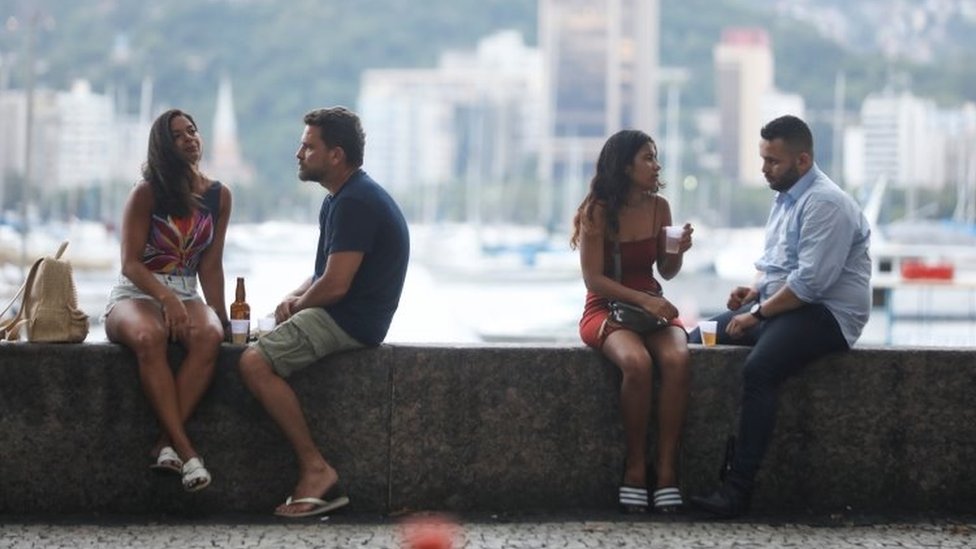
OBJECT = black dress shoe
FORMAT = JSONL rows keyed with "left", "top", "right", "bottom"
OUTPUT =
{"left": 690, "top": 476, "right": 752, "bottom": 518}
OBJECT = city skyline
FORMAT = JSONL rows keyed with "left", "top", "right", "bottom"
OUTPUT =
{"left": 0, "top": 1, "right": 974, "bottom": 228}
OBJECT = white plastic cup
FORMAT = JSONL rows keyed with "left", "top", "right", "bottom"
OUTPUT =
{"left": 664, "top": 226, "right": 682, "bottom": 254}
{"left": 698, "top": 320, "right": 718, "bottom": 347}
{"left": 257, "top": 316, "right": 276, "bottom": 338}
{"left": 230, "top": 319, "right": 250, "bottom": 345}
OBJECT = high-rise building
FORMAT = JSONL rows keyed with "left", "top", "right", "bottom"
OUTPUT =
{"left": 949, "top": 103, "right": 976, "bottom": 225}
{"left": 56, "top": 80, "right": 114, "bottom": 190}
{"left": 713, "top": 27, "right": 773, "bottom": 186}
{"left": 538, "top": 0, "right": 660, "bottom": 199}
{"left": 358, "top": 30, "right": 543, "bottom": 221}
{"left": 109, "top": 76, "right": 153, "bottom": 185}
{"left": 845, "top": 92, "right": 976, "bottom": 222}
{"left": 0, "top": 77, "right": 161, "bottom": 222}
{"left": 0, "top": 87, "right": 76, "bottom": 200}
{"left": 0, "top": 91, "right": 28, "bottom": 183}
{"left": 0, "top": 79, "right": 156, "bottom": 216}
{"left": 849, "top": 91, "right": 943, "bottom": 190}
{"left": 358, "top": 67, "right": 460, "bottom": 192}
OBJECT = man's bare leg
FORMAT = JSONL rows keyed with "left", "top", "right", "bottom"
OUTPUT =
{"left": 238, "top": 347, "right": 339, "bottom": 515}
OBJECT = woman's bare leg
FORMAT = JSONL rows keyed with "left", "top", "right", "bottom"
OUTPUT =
{"left": 149, "top": 300, "right": 223, "bottom": 451}
{"left": 106, "top": 299, "right": 200, "bottom": 462}
{"left": 602, "top": 329, "right": 655, "bottom": 488}
{"left": 645, "top": 326, "right": 691, "bottom": 488}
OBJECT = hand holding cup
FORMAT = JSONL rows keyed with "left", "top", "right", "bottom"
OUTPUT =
{"left": 663, "top": 223, "right": 694, "bottom": 254}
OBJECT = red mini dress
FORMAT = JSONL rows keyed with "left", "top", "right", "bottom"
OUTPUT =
{"left": 579, "top": 235, "right": 678, "bottom": 349}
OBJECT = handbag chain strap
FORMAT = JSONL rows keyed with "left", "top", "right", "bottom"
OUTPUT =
{"left": 611, "top": 198, "right": 661, "bottom": 296}
{"left": 612, "top": 240, "right": 622, "bottom": 283}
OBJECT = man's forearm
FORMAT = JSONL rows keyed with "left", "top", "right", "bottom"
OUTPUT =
{"left": 288, "top": 277, "right": 313, "bottom": 299}
{"left": 758, "top": 285, "right": 806, "bottom": 318}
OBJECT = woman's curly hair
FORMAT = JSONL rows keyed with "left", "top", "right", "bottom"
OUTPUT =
{"left": 570, "top": 129, "right": 661, "bottom": 249}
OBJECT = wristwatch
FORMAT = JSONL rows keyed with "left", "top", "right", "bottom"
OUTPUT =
{"left": 749, "top": 303, "right": 766, "bottom": 320}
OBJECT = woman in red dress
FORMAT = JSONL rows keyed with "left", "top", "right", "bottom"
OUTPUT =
{"left": 571, "top": 129, "right": 693, "bottom": 513}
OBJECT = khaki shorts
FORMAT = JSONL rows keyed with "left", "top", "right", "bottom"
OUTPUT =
{"left": 251, "top": 307, "right": 364, "bottom": 378}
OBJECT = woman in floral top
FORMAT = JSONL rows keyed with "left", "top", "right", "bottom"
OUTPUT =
{"left": 104, "top": 109, "right": 233, "bottom": 493}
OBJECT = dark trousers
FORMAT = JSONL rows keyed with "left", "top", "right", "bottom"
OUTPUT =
{"left": 690, "top": 303, "right": 848, "bottom": 480}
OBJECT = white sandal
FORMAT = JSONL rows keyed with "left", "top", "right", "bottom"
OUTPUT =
{"left": 181, "top": 457, "right": 212, "bottom": 492}
{"left": 149, "top": 446, "right": 183, "bottom": 474}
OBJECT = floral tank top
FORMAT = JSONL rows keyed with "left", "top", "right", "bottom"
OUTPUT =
{"left": 142, "top": 182, "right": 221, "bottom": 276}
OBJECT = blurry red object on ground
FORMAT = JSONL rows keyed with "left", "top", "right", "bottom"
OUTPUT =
{"left": 400, "top": 513, "right": 459, "bottom": 549}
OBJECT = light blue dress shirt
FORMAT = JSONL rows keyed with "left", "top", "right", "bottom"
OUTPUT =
{"left": 754, "top": 163, "right": 872, "bottom": 347}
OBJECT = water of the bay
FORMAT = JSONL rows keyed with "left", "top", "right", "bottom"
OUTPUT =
{"left": 68, "top": 222, "right": 975, "bottom": 347}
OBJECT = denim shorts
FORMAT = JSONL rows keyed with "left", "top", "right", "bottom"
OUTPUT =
{"left": 103, "top": 273, "right": 201, "bottom": 319}
{"left": 251, "top": 307, "right": 364, "bottom": 378}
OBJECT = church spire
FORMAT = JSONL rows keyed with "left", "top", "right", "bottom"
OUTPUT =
{"left": 207, "top": 73, "right": 254, "bottom": 186}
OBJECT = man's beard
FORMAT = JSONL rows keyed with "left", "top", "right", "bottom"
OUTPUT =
{"left": 769, "top": 163, "right": 801, "bottom": 192}
{"left": 298, "top": 165, "right": 323, "bottom": 182}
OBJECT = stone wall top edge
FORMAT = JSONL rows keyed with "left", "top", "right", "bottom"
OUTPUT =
{"left": 0, "top": 342, "right": 973, "bottom": 355}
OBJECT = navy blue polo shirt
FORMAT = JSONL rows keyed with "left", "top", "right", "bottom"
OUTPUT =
{"left": 313, "top": 169, "right": 409, "bottom": 346}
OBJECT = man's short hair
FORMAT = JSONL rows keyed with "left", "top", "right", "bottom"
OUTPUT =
{"left": 303, "top": 107, "right": 365, "bottom": 167}
{"left": 761, "top": 115, "right": 813, "bottom": 156}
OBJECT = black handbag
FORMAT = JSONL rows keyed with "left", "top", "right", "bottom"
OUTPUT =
{"left": 608, "top": 299, "right": 669, "bottom": 332}
{"left": 606, "top": 240, "right": 670, "bottom": 334}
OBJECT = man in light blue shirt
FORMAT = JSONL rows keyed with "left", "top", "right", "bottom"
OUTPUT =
{"left": 691, "top": 115, "right": 872, "bottom": 518}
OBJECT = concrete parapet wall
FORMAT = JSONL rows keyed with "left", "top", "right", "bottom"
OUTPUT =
{"left": 0, "top": 343, "right": 973, "bottom": 515}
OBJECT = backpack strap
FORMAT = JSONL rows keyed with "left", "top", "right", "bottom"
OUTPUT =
{"left": 0, "top": 270, "right": 27, "bottom": 321}
{"left": 0, "top": 255, "right": 44, "bottom": 341}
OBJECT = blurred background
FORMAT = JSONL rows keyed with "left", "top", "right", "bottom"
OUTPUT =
{"left": 0, "top": 0, "right": 974, "bottom": 346}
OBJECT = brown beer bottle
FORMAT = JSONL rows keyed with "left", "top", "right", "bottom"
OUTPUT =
{"left": 230, "top": 277, "right": 250, "bottom": 344}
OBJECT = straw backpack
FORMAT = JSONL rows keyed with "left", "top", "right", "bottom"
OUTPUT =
{"left": 0, "top": 241, "right": 89, "bottom": 343}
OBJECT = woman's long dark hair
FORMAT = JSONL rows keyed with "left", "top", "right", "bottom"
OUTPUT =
{"left": 570, "top": 129, "right": 657, "bottom": 249}
{"left": 142, "top": 109, "right": 199, "bottom": 218}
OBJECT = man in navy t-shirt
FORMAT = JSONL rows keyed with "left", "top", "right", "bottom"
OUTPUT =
{"left": 238, "top": 106, "right": 409, "bottom": 518}
{"left": 313, "top": 167, "right": 409, "bottom": 346}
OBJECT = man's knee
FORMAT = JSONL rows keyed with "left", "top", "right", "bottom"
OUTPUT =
{"left": 741, "top": 350, "right": 805, "bottom": 391}
{"left": 238, "top": 347, "right": 274, "bottom": 386}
